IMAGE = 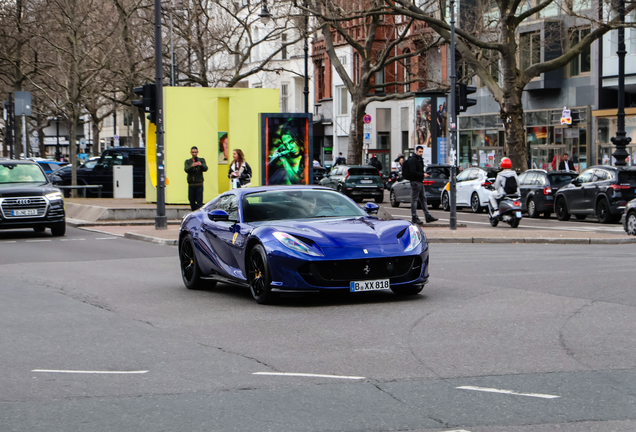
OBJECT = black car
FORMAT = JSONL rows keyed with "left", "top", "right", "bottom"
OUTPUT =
{"left": 53, "top": 147, "right": 146, "bottom": 197}
{"left": 622, "top": 198, "right": 636, "bottom": 235}
{"left": 0, "top": 160, "right": 65, "bottom": 236}
{"left": 390, "top": 164, "right": 451, "bottom": 209}
{"left": 312, "top": 166, "right": 327, "bottom": 184}
{"left": 554, "top": 166, "right": 636, "bottom": 223}
{"left": 517, "top": 170, "right": 577, "bottom": 218}
{"left": 319, "top": 165, "right": 384, "bottom": 203}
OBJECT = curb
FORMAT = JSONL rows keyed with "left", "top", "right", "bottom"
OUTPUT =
{"left": 67, "top": 219, "right": 181, "bottom": 228}
{"left": 428, "top": 237, "right": 636, "bottom": 244}
{"left": 123, "top": 232, "right": 178, "bottom": 246}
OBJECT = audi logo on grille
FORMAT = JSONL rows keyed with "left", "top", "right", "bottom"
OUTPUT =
{"left": 17, "top": 199, "right": 32, "bottom": 205}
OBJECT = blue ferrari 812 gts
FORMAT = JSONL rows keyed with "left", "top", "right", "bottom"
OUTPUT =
{"left": 178, "top": 186, "right": 429, "bottom": 304}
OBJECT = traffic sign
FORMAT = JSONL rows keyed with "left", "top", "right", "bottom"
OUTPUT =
{"left": 364, "top": 133, "right": 371, "bottom": 140}
{"left": 114, "top": 135, "right": 119, "bottom": 140}
{"left": 79, "top": 138, "right": 86, "bottom": 150}
{"left": 363, "top": 114, "right": 372, "bottom": 124}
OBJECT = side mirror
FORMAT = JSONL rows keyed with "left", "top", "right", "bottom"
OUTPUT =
{"left": 364, "top": 202, "right": 379, "bottom": 215}
{"left": 208, "top": 209, "right": 229, "bottom": 221}
{"left": 49, "top": 175, "right": 62, "bottom": 184}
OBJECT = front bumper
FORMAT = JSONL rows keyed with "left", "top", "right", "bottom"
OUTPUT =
{"left": 346, "top": 188, "right": 384, "bottom": 198}
{"left": 265, "top": 242, "right": 429, "bottom": 291}
{"left": 0, "top": 200, "right": 65, "bottom": 230}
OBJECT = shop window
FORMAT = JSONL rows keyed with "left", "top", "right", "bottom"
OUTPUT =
{"left": 519, "top": 31, "right": 541, "bottom": 70}
{"left": 569, "top": 28, "right": 591, "bottom": 76}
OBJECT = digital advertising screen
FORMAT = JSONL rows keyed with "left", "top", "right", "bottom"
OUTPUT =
{"left": 260, "top": 113, "right": 313, "bottom": 185}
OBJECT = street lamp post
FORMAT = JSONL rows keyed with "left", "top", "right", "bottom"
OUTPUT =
{"left": 258, "top": 0, "right": 272, "bottom": 24}
{"left": 154, "top": 0, "right": 167, "bottom": 230}
{"left": 303, "top": 0, "right": 309, "bottom": 114}
{"left": 611, "top": 0, "right": 631, "bottom": 166}
{"left": 448, "top": 0, "right": 458, "bottom": 230}
{"left": 55, "top": 116, "right": 61, "bottom": 161}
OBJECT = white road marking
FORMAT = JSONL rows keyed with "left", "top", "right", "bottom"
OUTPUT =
{"left": 253, "top": 372, "right": 365, "bottom": 380}
{"left": 0, "top": 241, "right": 17, "bottom": 244}
{"left": 95, "top": 237, "right": 118, "bottom": 240}
{"left": 457, "top": 385, "right": 560, "bottom": 399}
{"left": 26, "top": 240, "right": 51, "bottom": 243}
{"left": 32, "top": 369, "right": 148, "bottom": 374}
{"left": 60, "top": 238, "right": 86, "bottom": 241}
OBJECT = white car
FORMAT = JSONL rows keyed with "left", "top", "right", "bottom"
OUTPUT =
{"left": 440, "top": 167, "right": 500, "bottom": 213}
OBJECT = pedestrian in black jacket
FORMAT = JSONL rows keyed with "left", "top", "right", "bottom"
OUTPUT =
{"left": 403, "top": 146, "right": 438, "bottom": 224}
{"left": 369, "top": 153, "right": 383, "bottom": 172}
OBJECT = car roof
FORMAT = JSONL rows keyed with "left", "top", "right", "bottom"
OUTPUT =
{"left": 0, "top": 159, "right": 39, "bottom": 165}
{"left": 427, "top": 164, "right": 452, "bottom": 168}
{"left": 223, "top": 185, "right": 333, "bottom": 197}
{"left": 547, "top": 170, "right": 577, "bottom": 175}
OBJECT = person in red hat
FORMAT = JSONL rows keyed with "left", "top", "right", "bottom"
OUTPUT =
{"left": 489, "top": 157, "right": 519, "bottom": 218}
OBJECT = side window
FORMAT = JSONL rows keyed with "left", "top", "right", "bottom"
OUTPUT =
{"left": 517, "top": 172, "right": 528, "bottom": 185}
{"left": 130, "top": 153, "right": 145, "bottom": 169}
{"left": 577, "top": 169, "right": 594, "bottom": 184}
{"left": 536, "top": 174, "right": 547, "bottom": 186}
{"left": 523, "top": 173, "right": 537, "bottom": 185}
{"left": 593, "top": 169, "right": 609, "bottom": 182}
{"left": 456, "top": 169, "right": 471, "bottom": 182}
{"left": 468, "top": 169, "right": 480, "bottom": 181}
{"left": 102, "top": 152, "right": 123, "bottom": 168}
{"left": 212, "top": 195, "right": 238, "bottom": 221}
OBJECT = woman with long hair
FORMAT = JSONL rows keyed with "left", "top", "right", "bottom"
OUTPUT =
{"left": 268, "top": 120, "right": 305, "bottom": 185}
{"left": 228, "top": 149, "right": 252, "bottom": 188}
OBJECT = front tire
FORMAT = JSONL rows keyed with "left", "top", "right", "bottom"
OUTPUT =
{"left": 391, "top": 284, "right": 424, "bottom": 296}
{"left": 50, "top": 222, "right": 66, "bottom": 237}
{"left": 375, "top": 195, "right": 384, "bottom": 204}
{"left": 510, "top": 217, "right": 520, "bottom": 228}
{"left": 527, "top": 198, "right": 539, "bottom": 218}
{"left": 390, "top": 190, "right": 399, "bottom": 207}
{"left": 556, "top": 198, "right": 570, "bottom": 221}
{"left": 248, "top": 244, "right": 275, "bottom": 304}
{"left": 626, "top": 211, "right": 636, "bottom": 235}
{"left": 179, "top": 233, "right": 210, "bottom": 290}
{"left": 471, "top": 193, "right": 483, "bottom": 213}
{"left": 441, "top": 192, "right": 450, "bottom": 211}
{"left": 489, "top": 216, "right": 499, "bottom": 227}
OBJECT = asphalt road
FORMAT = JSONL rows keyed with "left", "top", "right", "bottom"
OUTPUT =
{"left": 1, "top": 226, "right": 636, "bottom": 431}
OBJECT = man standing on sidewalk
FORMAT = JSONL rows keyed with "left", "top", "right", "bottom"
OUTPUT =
{"left": 403, "top": 145, "right": 438, "bottom": 225}
{"left": 184, "top": 146, "right": 208, "bottom": 211}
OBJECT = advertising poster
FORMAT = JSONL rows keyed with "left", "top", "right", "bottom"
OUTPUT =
{"left": 260, "top": 114, "right": 313, "bottom": 185}
{"left": 436, "top": 96, "right": 447, "bottom": 164}
{"left": 414, "top": 96, "right": 433, "bottom": 164}
{"left": 218, "top": 132, "right": 228, "bottom": 164}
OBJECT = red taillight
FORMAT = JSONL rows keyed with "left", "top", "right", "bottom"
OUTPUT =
{"left": 513, "top": 201, "right": 521, "bottom": 207}
{"left": 481, "top": 182, "right": 492, "bottom": 187}
{"left": 422, "top": 180, "right": 435, "bottom": 185}
{"left": 543, "top": 187, "right": 552, "bottom": 195}
{"left": 611, "top": 184, "right": 631, "bottom": 190}
{"left": 344, "top": 171, "right": 349, "bottom": 180}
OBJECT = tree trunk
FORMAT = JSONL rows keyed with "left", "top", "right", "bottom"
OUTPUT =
{"left": 500, "top": 92, "right": 527, "bottom": 172}
{"left": 37, "top": 126, "right": 46, "bottom": 157}
{"left": 132, "top": 106, "right": 139, "bottom": 147}
{"left": 347, "top": 94, "right": 368, "bottom": 165}
{"left": 92, "top": 122, "right": 101, "bottom": 156}
{"left": 70, "top": 113, "right": 78, "bottom": 198}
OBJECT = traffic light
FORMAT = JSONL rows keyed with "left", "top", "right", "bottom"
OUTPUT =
{"left": 458, "top": 83, "right": 477, "bottom": 113}
{"left": 132, "top": 83, "right": 157, "bottom": 124}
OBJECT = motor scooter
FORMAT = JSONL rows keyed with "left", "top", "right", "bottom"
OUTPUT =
{"left": 484, "top": 180, "right": 523, "bottom": 228}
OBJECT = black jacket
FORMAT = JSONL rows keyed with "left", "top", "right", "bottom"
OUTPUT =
{"left": 335, "top": 156, "right": 346, "bottom": 166}
{"left": 369, "top": 157, "right": 383, "bottom": 171}
{"left": 404, "top": 154, "right": 424, "bottom": 182}
{"left": 558, "top": 160, "right": 574, "bottom": 172}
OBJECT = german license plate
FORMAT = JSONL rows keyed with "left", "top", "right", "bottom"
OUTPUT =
{"left": 350, "top": 279, "right": 390, "bottom": 292}
{"left": 515, "top": 211, "right": 522, "bottom": 218}
{"left": 12, "top": 209, "right": 38, "bottom": 216}
{"left": 360, "top": 180, "right": 372, "bottom": 184}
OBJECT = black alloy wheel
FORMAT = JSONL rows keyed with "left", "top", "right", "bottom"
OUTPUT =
{"left": 527, "top": 198, "right": 538, "bottom": 218}
{"left": 471, "top": 193, "right": 483, "bottom": 213}
{"left": 441, "top": 192, "right": 450, "bottom": 211}
{"left": 179, "top": 234, "right": 210, "bottom": 290}
{"left": 626, "top": 211, "right": 636, "bottom": 235}
{"left": 596, "top": 199, "right": 613, "bottom": 224}
{"left": 248, "top": 244, "right": 274, "bottom": 304}
{"left": 555, "top": 198, "right": 570, "bottom": 221}
{"left": 390, "top": 190, "right": 400, "bottom": 208}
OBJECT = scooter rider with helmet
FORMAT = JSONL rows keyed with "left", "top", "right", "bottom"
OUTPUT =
{"left": 489, "top": 157, "right": 520, "bottom": 219}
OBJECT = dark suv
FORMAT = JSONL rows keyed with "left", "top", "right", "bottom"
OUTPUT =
{"left": 518, "top": 170, "right": 577, "bottom": 218}
{"left": 390, "top": 164, "right": 451, "bottom": 209}
{"left": 0, "top": 160, "right": 65, "bottom": 236}
{"left": 554, "top": 166, "right": 636, "bottom": 223}
{"left": 53, "top": 147, "right": 146, "bottom": 197}
{"left": 319, "top": 165, "right": 384, "bottom": 203}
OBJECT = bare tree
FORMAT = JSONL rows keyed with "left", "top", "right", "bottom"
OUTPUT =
{"left": 386, "top": 0, "right": 636, "bottom": 170}
{"left": 305, "top": 0, "right": 435, "bottom": 165}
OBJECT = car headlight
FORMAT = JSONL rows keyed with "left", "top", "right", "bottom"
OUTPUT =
{"left": 45, "top": 192, "right": 63, "bottom": 202}
{"left": 404, "top": 224, "right": 422, "bottom": 252}
{"left": 273, "top": 231, "right": 323, "bottom": 256}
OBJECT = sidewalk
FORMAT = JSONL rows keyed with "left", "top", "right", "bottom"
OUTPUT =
{"left": 78, "top": 223, "right": 636, "bottom": 246}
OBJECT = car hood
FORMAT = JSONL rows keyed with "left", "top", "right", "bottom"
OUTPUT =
{"left": 260, "top": 217, "right": 411, "bottom": 246}
{"left": 0, "top": 183, "right": 57, "bottom": 197}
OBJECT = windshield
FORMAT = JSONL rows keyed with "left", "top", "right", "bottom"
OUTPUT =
{"left": 548, "top": 173, "right": 576, "bottom": 188}
{"left": 348, "top": 168, "right": 379, "bottom": 177}
{"left": 0, "top": 163, "right": 47, "bottom": 184}
{"left": 243, "top": 189, "right": 367, "bottom": 223}
{"left": 426, "top": 167, "right": 450, "bottom": 179}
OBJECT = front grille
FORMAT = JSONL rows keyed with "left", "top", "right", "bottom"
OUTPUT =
{"left": 1, "top": 197, "right": 48, "bottom": 219}
{"left": 299, "top": 256, "right": 422, "bottom": 287}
